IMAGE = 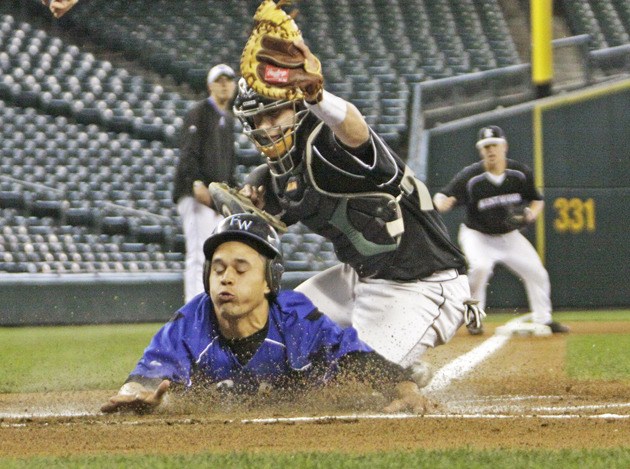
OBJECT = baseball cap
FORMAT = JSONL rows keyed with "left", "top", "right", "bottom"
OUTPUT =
{"left": 476, "top": 125, "right": 507, "bottom": 149}
{"left": 207, "top": 64, "right": 236, "bottom": 85}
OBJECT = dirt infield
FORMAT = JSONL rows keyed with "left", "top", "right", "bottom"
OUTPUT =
{"left": 1, "top": 321, "right": 629, "bottom": 457}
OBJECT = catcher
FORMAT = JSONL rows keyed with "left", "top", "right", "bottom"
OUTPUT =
{"left": 101, "top": 214, "right": 429, "bottom": 414}
{"left": 433, "top": 125, "right": 569, "bottom": 335}
{"left": 208, "top": 0, "right": 482, "bottom": 374}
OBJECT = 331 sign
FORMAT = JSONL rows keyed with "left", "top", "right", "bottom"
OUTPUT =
{"left": 553, "top": 197, "right": 596, "bottom": 233}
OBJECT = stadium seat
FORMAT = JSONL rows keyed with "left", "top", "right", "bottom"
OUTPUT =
{"left": 0, "top": 191, "right": 26, "bottom": 209}
{"left": 101, "top": 216, "right": 130, "bottom": 235}
{"left": 135, "top": 224, "right": 166, "bottom": 244}
{"left": 30, "top": 199, "right": 64, "bottom": 219}
{"left": 64, "top": 207, "right": 95, "bottom": 226}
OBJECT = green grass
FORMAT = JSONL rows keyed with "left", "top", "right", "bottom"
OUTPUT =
{"left": 483, "top": 309, "right": 630, "bottom": 324}
{"left": 1, "top": 449, "right": 630, "bottom": 469}
{"left": 0, "top": 323, "right": 160, "bottom": 393}
{"left": 567, "top": 334, "right": 630, "bottom": 380}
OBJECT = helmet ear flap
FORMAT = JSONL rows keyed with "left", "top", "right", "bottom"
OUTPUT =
{"left": 266, "top": 257, "right": 284, "bottom": 296}
{"left": 203, "top": 260, "right": 211, "bottom": 295}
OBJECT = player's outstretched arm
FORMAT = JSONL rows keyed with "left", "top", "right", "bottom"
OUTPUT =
{"left": 293, "top": 40, "right": 370, "bottom": 149}
{"left": 101, "top": 379, "right": 170, "bottom": 414}
{"left": 43, "top": 0, "right": 78, "bottom": 18}
{"left": 336, "top": 352, "right": 430, "bottom": 414}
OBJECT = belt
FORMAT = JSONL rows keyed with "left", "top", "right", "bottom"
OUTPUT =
{"left": 422, "top": 268, "right": 462, "bottom": 282}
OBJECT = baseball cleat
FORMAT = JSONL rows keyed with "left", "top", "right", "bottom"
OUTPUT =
{"left": 546, "top": 321, "right": 570, "bottom": 333}
{"left": 466, "top": 323, "right": 484, "bottom": 335}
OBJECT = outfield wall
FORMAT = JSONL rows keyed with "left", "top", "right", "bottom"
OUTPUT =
{"left": 0, "top": 271, "right": 313, "bottom": 326}
{"left": 425, "top": 78, "right": 630, "bottom": 310}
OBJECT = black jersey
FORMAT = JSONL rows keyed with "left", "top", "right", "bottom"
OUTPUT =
{"left": 172, "top": 98, "right": 236, "bottom": 203}
{"left": 245, "top": 114, "right": 466, "bottom": 281}
{"left": 439, "top": 159, "right": 542, "bottom": 235}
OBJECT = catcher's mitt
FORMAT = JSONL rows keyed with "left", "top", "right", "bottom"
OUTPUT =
{"left": 241, "top": 0, "right": 323, "bottom": 102}
{"left": 208, "top": 182, "right": 288, "bottom": 234}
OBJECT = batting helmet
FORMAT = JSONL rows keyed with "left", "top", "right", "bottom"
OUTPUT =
{"left": 233, "top": 77, "right": 308, "bottom": 175}
{"left": 202, "top": 213, "right": 284, "bottom": 296}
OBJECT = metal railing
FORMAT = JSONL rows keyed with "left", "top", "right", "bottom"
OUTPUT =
{"left": 407, "top": 35, "right": 630, "bottom": 178}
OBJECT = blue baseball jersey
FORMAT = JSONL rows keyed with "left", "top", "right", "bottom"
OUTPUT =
{"left": 129, "top": 290, "right": 372, "bottom": 389}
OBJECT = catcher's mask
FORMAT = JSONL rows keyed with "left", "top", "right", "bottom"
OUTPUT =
{"left": 234, "top": 78, "right": 308, "bottom": 176}
{"left": 203, "top": 213, "right": 284, "bottom": 297}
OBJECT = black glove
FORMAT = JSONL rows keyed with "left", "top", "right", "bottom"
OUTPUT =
{"left": 506, "top": 206, "right": 533, "bottom": 230}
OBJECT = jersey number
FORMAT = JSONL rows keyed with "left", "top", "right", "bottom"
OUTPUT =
{"left": 553, "top": 197, "right": 596, "bottom": 233}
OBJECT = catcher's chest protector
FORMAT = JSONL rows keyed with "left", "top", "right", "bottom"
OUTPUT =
{"left": 272, "top": 124, "right": 416, "bottom": 259}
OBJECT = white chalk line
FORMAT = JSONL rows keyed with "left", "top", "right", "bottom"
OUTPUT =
{"left": 0, "top": 410, "right": 94, "bottom": 419}
{"left": 445, "top": 401, "right": 630, "bottom": 415}
{"left": 2, "top": 410, "right": 629, "bottom": 429}
{"left": 424, "top": 334, "right": 509, "bottom": 392}
{"left": 424, "top": 314, "right": 528, "bottom": 393}
{"left": 241, "top": 412, "right": 630, "bottom": 424}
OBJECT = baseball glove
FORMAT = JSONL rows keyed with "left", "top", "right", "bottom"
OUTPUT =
{"left": 208, "top": 182, "right": 288, "bottom": 233}
{"left": 506, "top": 205, "right": 532, "bottom": 229}
{"left": 241, "top": 0, "right": 323, "bottom": 102}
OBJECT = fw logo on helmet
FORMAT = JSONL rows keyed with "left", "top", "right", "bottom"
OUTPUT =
{"left": 228, "top": 216, "right": 254, "bottom": 231}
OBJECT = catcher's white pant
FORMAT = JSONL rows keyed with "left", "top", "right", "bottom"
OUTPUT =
{"left": 458, "top": 224, "right": 552, "bottom": 325}
{"left": 295, "top": 264, "right": 470, "bottom": 367}
{"left": 177, "top": 196, "right": 223, "bottom": 303}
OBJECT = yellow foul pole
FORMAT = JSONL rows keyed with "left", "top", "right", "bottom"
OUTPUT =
{"left": 531, "top": 0, "right": 554, "bottom": 98}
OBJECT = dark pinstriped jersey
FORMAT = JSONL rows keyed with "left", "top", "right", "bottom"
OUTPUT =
{"left": 439, "top": 159, "right": 542, "bottom": 235}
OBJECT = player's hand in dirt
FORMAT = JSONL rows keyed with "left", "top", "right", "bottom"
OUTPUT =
{"left": 239, "top": 184, "right": 266, "bottom": 209}
{"left": 101, "top": 379, "right": 170, "bottom": 414}
{"left": 382, "top": 381, "right": 429, "bottom": 414}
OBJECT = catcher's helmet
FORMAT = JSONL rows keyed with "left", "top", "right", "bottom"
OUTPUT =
{"left": 203, "top": 213, "right": 284, "bottom": 296}
{"left": 233, "top": 78, "right": 308, "bottom": 175}
{"left": 476, "top": 125, "right": 507, "bottom": 149}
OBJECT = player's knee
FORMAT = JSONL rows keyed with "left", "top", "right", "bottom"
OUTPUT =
{"left": 467, "top": 261, "right": 494, "bottom": 281}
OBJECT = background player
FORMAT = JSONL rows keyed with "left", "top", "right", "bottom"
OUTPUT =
{"left": 101, "top": 214, "right": 429, "bottom": 415}
{"left": 172, "top": 64, "right": 238, "bottom": 302}
{"left": 433, "top": 125, "right": 569, "bottom": 335}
